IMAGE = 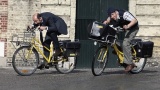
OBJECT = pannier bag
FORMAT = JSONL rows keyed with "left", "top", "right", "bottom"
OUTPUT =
{"left": 135, "top": 41, "right": 154, "bottom": 58}
{"left": 64, "top": 41, "right": 81, "bottom": 57}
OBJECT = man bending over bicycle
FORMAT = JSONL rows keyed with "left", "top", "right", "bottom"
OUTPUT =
{"left": 31, "top": 12, "right": 68, "bottom": 69}
{"left": 103, "top": 8, "right": 139, "bottom": 72}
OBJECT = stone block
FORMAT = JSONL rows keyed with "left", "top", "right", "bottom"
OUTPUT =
{"left": 136, "top": 5, "right": 160, "bottom": 15}
{"left": 137, "top": 0, "right": 160, "bottom": 4}
{"left": 71, "top": 0, "right": 76, "bottom": 8}
{"left": 59, "top": 0, "right": 71, "bottom": 5}
{"left": 137, "top": 26, "right": 160, "bottom": 36}
{"left": 59, "top": 15, "right": 71, "bottom": 27}
{"left": 41, "top": 0, "right": 58, "bottom": 4}
{"left": 137, "top": 16, "right": 160, "bottom": 25}
{"left": 0, "top": 57, "right": 6, "bottom": 67}
{"left": 129, "top": 0, "right": 136, "bottom": 16}
{"left": 41, "top": 5, "right": 70, "bottom": 15}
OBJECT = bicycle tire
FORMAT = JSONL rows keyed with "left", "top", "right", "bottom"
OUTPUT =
{"left": 130, "top": 58, "right": 147, "bottom": 74}
{"left": 91, "top": 46, "right": 109, "bottom": 76}
{"left": 55, "top": 56, "right": 77, "bottom": 74}
{"left": 12, "top": 46, "right": 39, "bottom": 76}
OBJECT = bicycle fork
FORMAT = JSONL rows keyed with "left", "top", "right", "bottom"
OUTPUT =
{"left": 97, "top": 47, "right": 108, "bottom": 62}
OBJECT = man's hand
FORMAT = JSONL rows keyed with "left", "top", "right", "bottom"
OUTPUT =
{"left": 27, "top": 25, "right": 34, "bottom": 31}
{"left": 123, "top": 25, "right": 129, "bottom": 30}
{"left": 38, "top": 26, "right": 47, "bottom": 31}
{"left": 103, "top": 17, "right": 110, "bottom": 24}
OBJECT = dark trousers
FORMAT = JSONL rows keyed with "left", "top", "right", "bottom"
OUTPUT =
{"left": 43, "top": 32, "right": 60, "bottom": 59}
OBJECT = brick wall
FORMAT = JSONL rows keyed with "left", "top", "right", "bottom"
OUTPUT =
{"left": 0, "top": 13, "right": 7, "bottom": 33}
{"left": 5, "top": 0, "right": 76, "bottom": 66}
{"left": 6, "top": 0, "right": 31, "bottom": 64}
{"left": 0, "top": 0, "right": 8, "bottom": 57}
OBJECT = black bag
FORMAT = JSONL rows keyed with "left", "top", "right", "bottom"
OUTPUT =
{"left": 64, "top": 41, "right": 81, "bottom": 57}
{"left": 135, "top": 41, "right": 154, "bottom": 58}
{"left": 88, "top": 21, "right": 116, "bottom": 41}
{"left": 89, "top": 21, "right": 106, "bottom": 37}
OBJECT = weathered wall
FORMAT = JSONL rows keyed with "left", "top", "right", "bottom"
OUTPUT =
{"left": 0, "top": 0, "right": 8, "bottom": 58}
{"left": 40, "top": 0, "right": 76, "bottom": 40}
{"left": 4, "top": 0, "right": 76, "bottom": 66}
{"left": 129, "top": 0, "right": 160, "bottom": 67}
{"left": 0, "top": 0, "right": 160, "bottom": 67}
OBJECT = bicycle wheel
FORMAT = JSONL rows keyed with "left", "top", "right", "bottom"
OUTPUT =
{"left": 12, "top": 46, "right": 39, "bottom": 76}
{"left": 92, "top": 46, "right": 109, "bottom": 76}
{"left": 130, "top": 58, "right": 147, "bottom": 74}
{"left": 55, "top": 56, "right": 77, "bottom": 74}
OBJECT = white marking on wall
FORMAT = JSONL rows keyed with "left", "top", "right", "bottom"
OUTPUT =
{"left": 0, "top": 42, "right": 4, "bottom": 57}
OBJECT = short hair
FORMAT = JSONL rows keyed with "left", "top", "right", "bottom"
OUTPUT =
{"left": 37, "top": 13, "right": 42, "bottom": 19}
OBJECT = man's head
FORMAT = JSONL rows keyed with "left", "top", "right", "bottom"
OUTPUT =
{"left": 32, "top": 13, "right": 42, "bottom": 24}
{"left": 107, "top": 8, "right": 118, "bottom": 20}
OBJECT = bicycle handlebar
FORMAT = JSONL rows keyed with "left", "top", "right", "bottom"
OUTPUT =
{"left": 27, "top": 26, "right": 34, "bottom": 32}
{"left": 109, "top": 25, "right": 124, "bottom": 33}
{"left": 26, "top": 26, "right": 38, "bottom": 33}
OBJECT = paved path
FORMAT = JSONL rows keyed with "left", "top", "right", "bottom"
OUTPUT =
{"left": 0, "top": 67, "right": 159, "bottom": 90}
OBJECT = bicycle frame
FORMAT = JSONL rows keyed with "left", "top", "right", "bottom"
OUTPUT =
{"left": 27, "top": 37, "right": 53, "bottom": 63}
{"left": 97, "top": 46, "right": 108, "bottom": 62}
{"left": 25, "top": 32, "right": 64, "bottom": 63}
{"left": 112, "top": 43, "right": 138, "bottom": 64}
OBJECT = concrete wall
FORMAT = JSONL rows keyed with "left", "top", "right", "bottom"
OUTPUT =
{"left": 129, "top": 0, "right": 160, "bottom": 67}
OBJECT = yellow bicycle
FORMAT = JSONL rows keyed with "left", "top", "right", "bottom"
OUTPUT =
{"left": 11, "top": 28, "right": 80, "bottom": 76}
{"left": 88, "top": 21, "right": 153, "bottom": 76}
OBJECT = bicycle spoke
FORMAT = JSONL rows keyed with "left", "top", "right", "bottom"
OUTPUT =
{"left": 12, "top": 46, "right": 39, "bottom": 76}
{"left": 92, "top": 47, "right": 108, "bottom": 76}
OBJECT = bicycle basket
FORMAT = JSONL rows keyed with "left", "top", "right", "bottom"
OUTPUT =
{"left": 23, "top": 31, "right": 35, "bottom": 42}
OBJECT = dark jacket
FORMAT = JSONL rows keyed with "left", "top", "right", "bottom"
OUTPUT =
{"left": 34, "top": 12, "right": 68, "bottom": 35}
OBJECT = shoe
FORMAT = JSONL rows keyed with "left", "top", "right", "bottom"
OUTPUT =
{"left": 53, "top": 49, "right": 62, "bottom": 56}
{"left": 44, "top": 65, "right": 49, "bottom": 69}
{"left": 37, "top": 60, "right": 49, "bottom": 70}
{"left": 124, "top": 64, "right": 136, "bottom": 72}
{"left": 37, "top": 64, "right": 45, "bottom": 70}
{"left": 38, "top": 64, "right": 50, "bottom": 70}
